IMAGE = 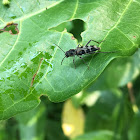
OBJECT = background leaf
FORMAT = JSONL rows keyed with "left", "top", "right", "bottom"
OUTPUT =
{"left": 62, "top": 99, "right": 85, "bottom": 138}
{"left": 15, "top": 103, "right": 46, "bottom": 140}
{"left": 71, "top": 130, "right": 120, "bottom": 140}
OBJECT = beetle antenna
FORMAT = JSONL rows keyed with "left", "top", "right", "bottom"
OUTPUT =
{"left": 61, "top": 56, "right": 66, "bottom": 65}
{"left": 95, "top": 51, "right": 118, "bottom": 53}
{"left": 54, "top": 44, "right": 65, "bottom": 54}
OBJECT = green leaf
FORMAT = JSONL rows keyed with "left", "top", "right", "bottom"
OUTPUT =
{"left": 85, "top": 50, "right": 140, "bottom": 91}
{"left": 15, "top": 103, "right": 46, "bottom": 140}
{"left": 84, "top": 90, "right": 120, "bottom": 131}
{"left": 71, "top": 130, "right": 120, "bottom": 140}
{"left": 129, "top": 111, "right": 140, "bottom": 140}
{"left": 0, "top": 0, "right": 140, "bottom": 119}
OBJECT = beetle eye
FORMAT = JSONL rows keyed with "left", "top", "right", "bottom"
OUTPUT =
{"left": 65, "top": 52, "right": 69, "bottom": 57}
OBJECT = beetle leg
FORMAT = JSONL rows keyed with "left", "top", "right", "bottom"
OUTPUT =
{"left": 85, "top": 40, "right": 105, "bottom": 47}
{"left": 73, "top": 56, "right": 76, "bottom": 69}
{"left": 77, "top": 56, "right": 89, "bottom": 70}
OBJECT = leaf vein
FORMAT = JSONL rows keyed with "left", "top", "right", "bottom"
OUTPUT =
{"left": 116, "top": 27, "right": 134, "bottom": 45}
{"left": 0, "top": 18, "right": 5, "bottom": 24}
{"left": 102, "top": 0, "right": 133, "bottom": 42}
{"left": 13, "top": 0, "right": 24, "bottom": 14}
{"left": 70, "top": 0, "right": 79, "bottom": 19}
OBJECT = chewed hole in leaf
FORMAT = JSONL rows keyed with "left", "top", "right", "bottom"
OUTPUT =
{"left": 0, "top": 22, "right": 19, "bottom": 35}
{"left": 49, "top": 19, "right": 86, "bottom": 42}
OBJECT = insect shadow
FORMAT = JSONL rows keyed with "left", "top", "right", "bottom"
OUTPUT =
{"left": 55, "top": 40, "right": 117, "bottom": 69}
